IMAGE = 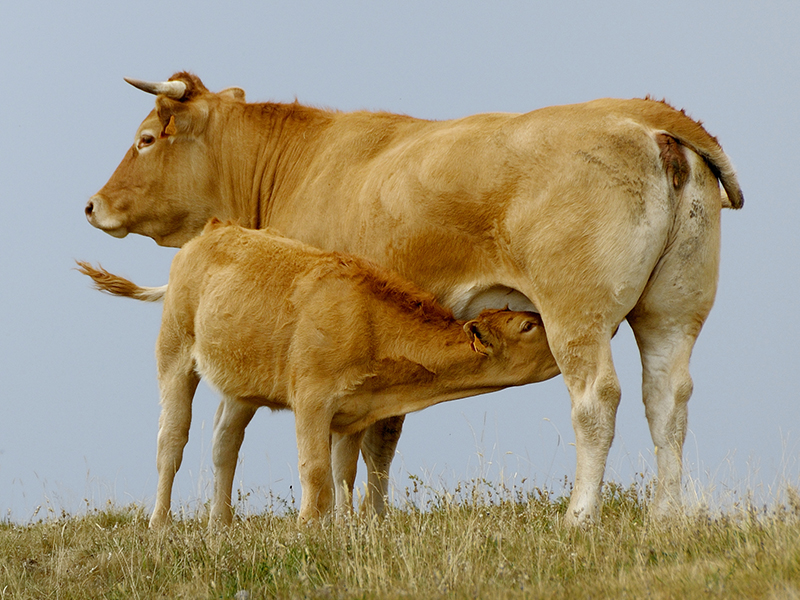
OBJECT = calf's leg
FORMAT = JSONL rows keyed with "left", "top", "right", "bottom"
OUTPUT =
{"left": 150, "top": 351, "right": 199, "bottom": 528}
{"left": 209, "top": 396, "right": 257, "bottom": 528}
{"left": 294, "top": 406, "right": 335, "bottom": 524}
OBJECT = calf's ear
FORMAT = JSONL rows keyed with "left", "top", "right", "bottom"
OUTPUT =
{"left": 464, "top": 321, "right": 494, "bottom": 356}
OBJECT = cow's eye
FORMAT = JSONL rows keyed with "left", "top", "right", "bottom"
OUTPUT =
{"left": 520, "top": 320, "right": 535, "bottom": 333}
{"left": 137, "top": 134, "right": 156, "bottom": 149}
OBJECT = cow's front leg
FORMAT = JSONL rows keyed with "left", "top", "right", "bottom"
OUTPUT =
{"left": 360, "top": 415, "right": 404, "bottom": 515}
{"left": 208, "top": 396, "right": 257, "bottom": 528}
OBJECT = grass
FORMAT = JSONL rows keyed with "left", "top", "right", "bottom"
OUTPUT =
{"left": 2, "top": 478, "right": 800, "bottom": 599}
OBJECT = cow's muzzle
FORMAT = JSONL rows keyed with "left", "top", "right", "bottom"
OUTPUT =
{"left": 85, "top": 195, "right": 128, "bottom": 238}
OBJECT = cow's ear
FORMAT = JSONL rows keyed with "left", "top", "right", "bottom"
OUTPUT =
{"left": 219, "top": 87, "right": 246, "bottom": 101}
{"left": 155, "top": 95, "right": 209, "bottom": 137}
{"left": 464, "top": 320, "right": 494, "bottom": 356}
{"left": 163, "top": 115, "right": 177, "bottom": 137}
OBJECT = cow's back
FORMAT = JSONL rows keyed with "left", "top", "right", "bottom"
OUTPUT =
{"left": 267, "top": 99, "right": 717, "bottom": 320}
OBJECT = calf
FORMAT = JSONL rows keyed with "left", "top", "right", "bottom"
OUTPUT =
{"left": 79, "top": 219, "right": 560, "bottom": 526}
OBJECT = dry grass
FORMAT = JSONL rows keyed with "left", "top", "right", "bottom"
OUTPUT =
{"left": 2, "top": 479, "right": 800, "bottom": 599}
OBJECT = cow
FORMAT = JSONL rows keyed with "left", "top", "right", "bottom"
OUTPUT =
{"left": 78, "top": 219, "right": 560, "bottom": 526}
{"left": 85, "top": 72, "right": 744, "bottom": 525}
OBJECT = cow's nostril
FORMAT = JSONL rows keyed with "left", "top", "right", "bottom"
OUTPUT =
{"left": 85, "top": 200, "right": 94, "bottom": 216}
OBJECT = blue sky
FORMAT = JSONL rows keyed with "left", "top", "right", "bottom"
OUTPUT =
{"left": 1, "top": 1, "right": 798, "bottom": 521}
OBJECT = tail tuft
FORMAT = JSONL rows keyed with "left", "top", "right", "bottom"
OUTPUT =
{"left": 75, "top": 261, "right": 167, "bottom": 302}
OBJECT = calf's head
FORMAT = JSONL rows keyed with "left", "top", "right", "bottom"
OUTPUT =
{"left": 85, "top": 72, "right": 245, "bottom": 247}
{"left": 464, "top": 310, "right": 560, "bottom": 383}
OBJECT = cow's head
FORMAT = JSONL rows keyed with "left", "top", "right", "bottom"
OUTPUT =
{"left": 85, "top": 72, "right": 246, "bottom": 247}
{"left": 464, "top": 309, "right": 560, "bottom": 383}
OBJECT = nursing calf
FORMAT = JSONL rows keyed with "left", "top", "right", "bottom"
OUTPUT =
{"left": 79, "top": 220, "right": 559, "bottom": 526}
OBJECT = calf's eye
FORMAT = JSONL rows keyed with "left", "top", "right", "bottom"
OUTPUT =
{"left": 138, "top": 134, "right": 156, "bottom": 149}
{"left": 520, "top": 321, "right": 535, "bottom": 333}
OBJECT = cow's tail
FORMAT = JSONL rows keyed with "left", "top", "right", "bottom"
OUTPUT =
{"left": 76, "top": 261, "right": 167, "bottom": 302}
{"left": 673, "top": 131, "right": 744, "bottom": 210}
{"left": 639, "top": 98, "right": 744, "bottom": 210}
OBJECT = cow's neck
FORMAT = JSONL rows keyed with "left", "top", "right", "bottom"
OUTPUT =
{"left": 213, "top": 102, "right": 334, "bottom": 232}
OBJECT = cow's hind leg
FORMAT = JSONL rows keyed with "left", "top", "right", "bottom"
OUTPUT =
{"left": 627, "top": 318, "right": 699, "bottom": 516}
{"left": 208, "top": 396, "right": 257, "bottom": 528}
{"left": 628, "top": 161, "right": 721, "bottom": 517}
{"left": 150, "top": 350, "right": 199, "bottom": 528}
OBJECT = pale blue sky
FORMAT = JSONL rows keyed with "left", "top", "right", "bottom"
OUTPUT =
{"left": 1, "top": 1, "right": 798, "bottom": 520}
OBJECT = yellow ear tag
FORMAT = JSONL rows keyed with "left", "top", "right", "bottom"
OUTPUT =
{"left": 163, "top": 115, "right": 177, "bottom": 137}
{"left": 470, "top": 337, "right": 489, "bottom": 356}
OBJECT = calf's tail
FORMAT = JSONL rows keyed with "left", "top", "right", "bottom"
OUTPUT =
{"left": 75, "top": 261, "right": 167, "bottom": 302}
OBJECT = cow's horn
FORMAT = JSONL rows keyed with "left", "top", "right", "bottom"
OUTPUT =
{"left": 124, "top": 77, "right": 187, "bottom": 100}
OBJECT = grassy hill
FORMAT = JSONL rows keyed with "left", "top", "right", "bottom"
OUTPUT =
{"left": 2, "top": 479, "right": 799, "bottom": 599}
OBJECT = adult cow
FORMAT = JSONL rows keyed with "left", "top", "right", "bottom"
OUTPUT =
{"left": 85, "top": 72, "right": 743, "bottom": 525}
